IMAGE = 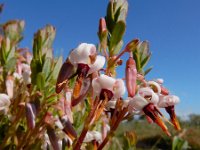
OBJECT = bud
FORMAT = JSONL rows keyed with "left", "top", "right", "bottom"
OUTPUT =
{"left": 99, "top": 18, "right": 107, "bottom": 33}
{"left": 126, "top": 57, "right": 137, "bottom": 97}
{"left": 25, "top": 103, "right": 36, "bottom": 129}
{"left": 98, "top": 18, "right": 108, "bottom": 50}
{"left": 125, "top": 39, "right": 139, "bottom": 53}
{"left": 47, "top": 126, "right": 60, "bottom": 150}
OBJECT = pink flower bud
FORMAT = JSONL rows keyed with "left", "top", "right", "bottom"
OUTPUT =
{"left": 126, "top": 57, "right": 137, "bottom": 97}
{"left": 99, "top": 18, "right": 107, "bottom": 33}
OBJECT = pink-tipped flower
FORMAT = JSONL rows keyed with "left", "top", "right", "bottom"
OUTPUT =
{"left": 0, "top": 93, "right": 10, "bottom": 114}
{"left": 125, "top": 57, "right": 137, "bottom": 97}
{"left": 56, "top": 43, "right": 105, "bottom": 94}
{"left": 158, "top": 95, "right": 181, "bottom": 130}
{"left": 143, "top": 103, "right": 171, "bottom": 136}
{"left": 92, "top": 74, "right": 125, "bottom": 100}
{"left": 69, "top": 43, "right": 105, "bottom": 76}
{"left": 138, "top": 87, "right": 159, "bottom": 105}
{"left": 128, "top": 93, "right": 170, "bottom": 136}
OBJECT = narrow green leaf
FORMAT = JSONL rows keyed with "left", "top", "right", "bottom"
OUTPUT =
{"left": 139, "top": 41, "right": 150, "bottom": 60}
{"left": 144, "top": 66, "right": 153, "bottom": 75}
{"left": 140, "top": 54, "right": 151, "bottom": 69}
{"left": 109, "top": 21, "right": 126, "bottom": 55}
{"left": 133, "top": 51, "right": 141, "bottom": 72}
{"left": 51, "top": 56, "right": 63, "bottom": 80}
{"left": 105, "top": 1, "right": 115, "bottom": 33}
{"left": 36, "top": 72, "right": 45, "bottom": 90}
{"left": 5, "top": 57, "right": 16, "bottom": 71}
{"left": 31, "top": 59, "right": 42, "bottom": 84}
{"left": 6, "top": 46, "right": 15, "bottom": 61}
{"left": 111, "top": 40, "right": 123, "bottom": 55}
{"left": 42, "top": 57, "right": 52, "bottom": 80}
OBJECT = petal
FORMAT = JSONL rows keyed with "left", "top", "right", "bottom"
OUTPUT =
{"left": 128, "top": 95, "right": 149, "bottom": 112}
{"left": 0, "top": 94, "right": 10, "bottom": 111}
{"left": 92, "top": 78, "right": 102, "bottom": 96}
{"left": 158, "top": 95, "right": 180, "bottom": 108}
{"left": 155, "top": 78, "right": 164, "bottom": 84}
{"left": 148, "top": 81, "right": 161, "bottom": 94}
{"left": 113, "top": 79, "right": 126, "bottom": 98}
{"left": 69, "top": 43, "right": 96, "bottom": 65}
{"left": 138, "top": 87, "right": 159, "bottom": 104}
{"left": 87, "top": 55, "right": 105, "bottom": 75}
{"left": 98, "top": 74, "right": 116, "bottom": 91}
{"left": 6, "top": 76, "right": 14, "bottom": 99}
{"left": 92, "top": 131, "right": 102, "bottom": 142}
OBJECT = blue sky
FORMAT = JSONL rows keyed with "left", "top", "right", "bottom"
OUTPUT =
{"left": 1, "top": 0, "right": 200, "bottom": 117}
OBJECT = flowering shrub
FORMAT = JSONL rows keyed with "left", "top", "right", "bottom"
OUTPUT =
{"left": 0, "top": 1, "right": 181, "bottom": 150}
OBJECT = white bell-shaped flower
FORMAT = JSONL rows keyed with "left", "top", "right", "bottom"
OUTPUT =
{"left": 0, "top": 93, "right": 10, "bottom": 114}
{"left": 128, "top": 95, "right": 149, "bottom": 112}
{"left": 92, "top": 74, "right": 125, "bottom": 99}
{"left": 138, "top": 87, "right": 159, "bottom": 105}
{"left": 68, "top": 43, "right": 105, "bottom": 75}
{"left": 158, "top": 95, "right": 180, "bottom": 108}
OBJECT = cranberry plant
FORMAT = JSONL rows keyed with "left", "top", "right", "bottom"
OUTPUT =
{"left": 0, "top": 1, "right": 181, "bottom": 150}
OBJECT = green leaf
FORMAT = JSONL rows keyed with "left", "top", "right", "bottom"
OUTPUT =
{"left": 111, "top": 40, "right": 123, "bottom": 55}
{"left": 144, "top": 66, "right": 153, "bottom": 75}
{"left": 42, "top": 57, "right": 52, "bottom": 80}
{"left": 6, "top": 46, "right": 15, "bottom": 61}
{"left": 139, "top": 41, "right": 150, "bottom": 60}
{"left": 5, "top": 57, "right": 16, "bottom": 71}
{"left": 31, "top": 59, "right": 42, "bottom": 84}
{"left": 114, "top": 6, "right": 122, "bottom": 22}
{"left": 3, "top": 20, "right": 24, "bottom": 44}
{"left": 140, "top": 54, "right": 151, "bottom": 69}
{"left": 114, "top": 0, "right": 128, "bottom": 22}
{"left": 133, "top": 51, "right": 141, "bottom": 72}
{"left": 51, "top": 56, "right": 63, "bottom": 80}
{"left": 172, "top": 136, "right": 189, "bottom": 150}
{"left": 109, "top": 21, "right": 126, "bottom": 55}
{"left": 106, "top": 1, "right": 115, "bottom": 33}
{"left": 36, "top": 72, "right": 45, "bottom": 90}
